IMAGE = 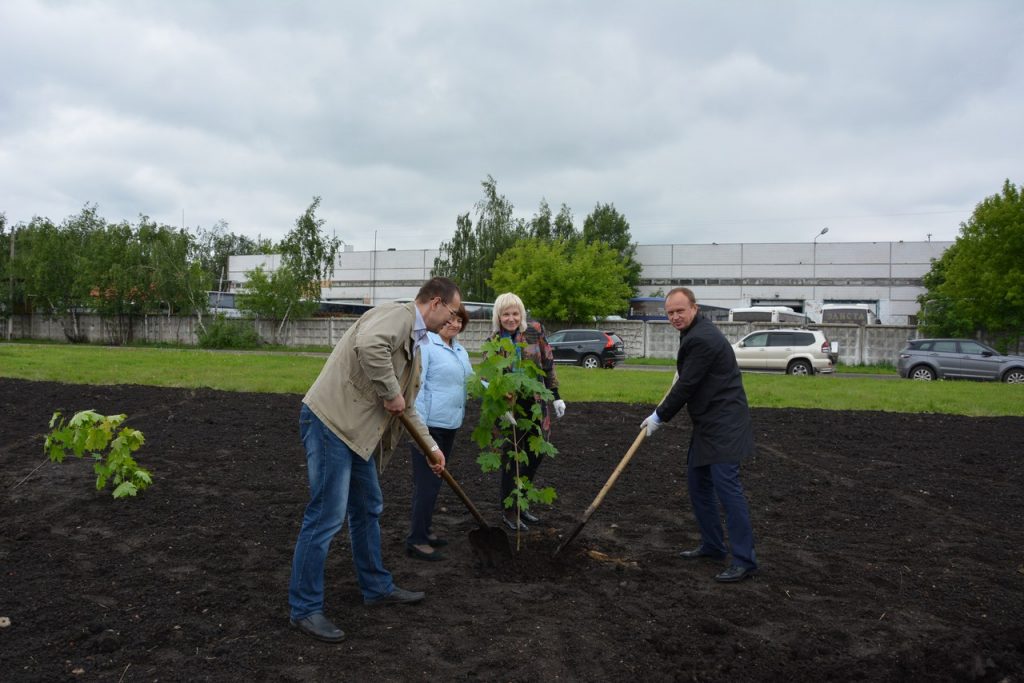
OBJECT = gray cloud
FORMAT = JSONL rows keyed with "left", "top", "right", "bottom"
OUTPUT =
{"left": 1, "top": 0, "right": 1021, "bottom": 249}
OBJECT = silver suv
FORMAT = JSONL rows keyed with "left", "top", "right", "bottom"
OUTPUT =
{"left": 732, "top": 329, "right": 835, "bottom": 376}
{"left": 897, "top": 338, "right": 1024, "bottom": 383}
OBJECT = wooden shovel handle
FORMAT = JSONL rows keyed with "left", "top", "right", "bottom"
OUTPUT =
{"left": 554, "top": 427, "right": 648, "bottom": 556}
{"left": 582, "top": 427, "right": 647, "bottom": 519}
{"left": 397, "top": 412, "right": 490, "bottom": 529}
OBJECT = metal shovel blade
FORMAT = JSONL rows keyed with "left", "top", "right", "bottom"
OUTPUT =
{"left": 468, "top": 526, "right": 513, "bottom": 567}
{"left": 398, "top": 413, "right": 511, "bottom": 566}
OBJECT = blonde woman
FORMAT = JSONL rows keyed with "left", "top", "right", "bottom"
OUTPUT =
{"left": 487, "top": 292, "right": 566, "bottom": 531}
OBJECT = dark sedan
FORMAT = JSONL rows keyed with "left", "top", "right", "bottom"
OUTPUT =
{"left": 546, "top": 329, "right": 627, "bottom": 369}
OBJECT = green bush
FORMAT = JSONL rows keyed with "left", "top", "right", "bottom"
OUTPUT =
{"left": 45, "top": 410, "right": 152, "bottom": 499}
{"left": 197, "top": 316, "right": 261, "bottom": 349}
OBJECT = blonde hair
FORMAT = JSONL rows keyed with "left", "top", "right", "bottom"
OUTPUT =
{"left": 491, "top": 292, "right": 527, "bottom": 334}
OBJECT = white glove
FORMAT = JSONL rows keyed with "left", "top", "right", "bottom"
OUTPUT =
{"left": 553, "top": 399, "right": 566, "bottom": 419}
{"left": 640, "top": 411, "right": 662, "bottom": 438}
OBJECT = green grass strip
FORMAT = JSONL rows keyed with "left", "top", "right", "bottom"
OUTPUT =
{"left": 1, "top": 343, "right": 1020, "bottom": 416}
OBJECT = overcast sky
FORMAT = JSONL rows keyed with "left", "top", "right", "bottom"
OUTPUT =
{"left": 2, "top": 1, "right": 1021, "bottom": 250}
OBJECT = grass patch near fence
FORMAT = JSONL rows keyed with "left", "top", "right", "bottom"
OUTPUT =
{"left": 0, "top": 343, "right": 324, "bottom": 394}
{"left": 1, "top": 343, "right": 1020, "bottom": 416}
{"left": 556, "top": 367, "right": 1022, "bottom": 416}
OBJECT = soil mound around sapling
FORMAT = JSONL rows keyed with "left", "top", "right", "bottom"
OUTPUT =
{"left": 2, "top": 378, "right": 1023, "bottom": 681}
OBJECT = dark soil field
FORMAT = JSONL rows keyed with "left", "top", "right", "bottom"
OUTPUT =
{"left": 2, "top": 377, "right": 1023, "bottom": 682}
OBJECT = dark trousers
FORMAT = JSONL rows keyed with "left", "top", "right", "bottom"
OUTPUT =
{"left": 686, "top": 456, "right": 758, "bottom": 570}
{"left": 500, "top": 430, "right": 545, "bottom": 511}
{"left": 406, "top": 426, "right": 457, "bottom": 546}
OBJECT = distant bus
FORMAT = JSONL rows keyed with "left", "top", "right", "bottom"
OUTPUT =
{"left": 698, "top": 305, "right": 731, "bottom": 322}
{"left": 394, "top": 298, "right": 495, "bottom": 320}
{"left": 728, "top": 306, "right": 808, "bottom": 324}
{"left": 207, "top": 291, "right": 244, "bottom": 318}
{"left": 315, "top": 301, "right": 374, "bottom": 317}
{"left": 628, "top": 297, "right": 667, "bottom": 320}
{"left": 821, "top": 304, "right": 880, "bottom": 325}
{"left": 629, "top": 296, "right": 729, "bottom": 321}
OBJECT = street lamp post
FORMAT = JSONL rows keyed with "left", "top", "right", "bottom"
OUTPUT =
{"left": 812, "top": 227, "right": 829, "bottom": 307}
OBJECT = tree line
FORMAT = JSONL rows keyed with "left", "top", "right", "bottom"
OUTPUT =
{"left": 0, "top": 176, "right": 644, "bottom": 344}
{"left": 8, "top": 177, "right": 1015, "bottom": 348}
{"left": 0, "top": 199, "right": 335, "bottom": 344}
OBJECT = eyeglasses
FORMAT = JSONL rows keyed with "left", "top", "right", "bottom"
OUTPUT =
{"left": 438, "top": 298, "right": 459, "bottom": 320}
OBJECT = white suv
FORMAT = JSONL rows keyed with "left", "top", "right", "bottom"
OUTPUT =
{"left": 732, "top": 329, "right": 835, "bottom": 375}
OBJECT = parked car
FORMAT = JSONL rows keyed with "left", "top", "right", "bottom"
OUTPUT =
{"left": 545, "top": 329, "right": 627, "bottom": 369}
{"left": 896, "top": 339, "right": 1024, "bottom": 383}
{"left": 732, "top": 329, "right": 835, "bottom": 376}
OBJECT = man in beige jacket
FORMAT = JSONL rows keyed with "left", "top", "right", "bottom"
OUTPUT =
{"left": 288, "top": 277, "right": 461, "bottom": 642}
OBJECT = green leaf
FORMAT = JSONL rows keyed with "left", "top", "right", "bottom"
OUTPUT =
{"left": 476, "top": 451, "right": 502, "bottom": 472}
{"left": 84, "top": 425, "right": 111, "bottom": 451}
{"left": 528, "top": 485, "right": 558, "bottom": 505}
{"left": 112, "top": 481, "right": 138, "bottom": 498}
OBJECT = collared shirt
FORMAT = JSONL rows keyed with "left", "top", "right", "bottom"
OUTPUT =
{"left": 412, "top": 304, "right": 429, "bottom": 354}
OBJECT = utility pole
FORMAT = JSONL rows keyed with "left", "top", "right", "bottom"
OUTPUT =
{"left": 7, "top": 224, "right": 14, "bottom": 341}
{"left": 812, "top": 226, "right": 829, "bottom": 311}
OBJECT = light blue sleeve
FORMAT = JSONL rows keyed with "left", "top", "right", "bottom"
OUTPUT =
{"left": 415, "top": 343, "right": 431, "bottom": 416}
{"left": 459, "top": 345, "right": 473, "bottom": 376}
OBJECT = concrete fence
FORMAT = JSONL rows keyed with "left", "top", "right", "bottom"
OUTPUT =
{"left": 4, "top": 313, "right": 919, "bottom": 366}
{"left": 573, "top": 320, "right": 917, "bottom": 366}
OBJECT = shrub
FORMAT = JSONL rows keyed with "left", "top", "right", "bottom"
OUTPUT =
{"left": 197, "top": 316, "right": 261, "bottom": 349}
{"left": 45, "top": 410, "right": 152, "bottom": 498}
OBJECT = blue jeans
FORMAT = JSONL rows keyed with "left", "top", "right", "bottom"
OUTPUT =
{"left": 686, "top": 456, "right": 758, "bottom": 570}
{"left": 288, "top": 405, "right": 394, "bottom": 619}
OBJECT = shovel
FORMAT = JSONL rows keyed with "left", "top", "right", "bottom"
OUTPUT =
{"left": 398, "top": 413, "right": 512, "bottom": 566}
{"left": 553, "top": 427, "right": 647, "bottom": 557}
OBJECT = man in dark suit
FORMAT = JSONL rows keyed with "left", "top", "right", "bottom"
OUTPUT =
{"left": 641, "top": 287, "right": 758, "bottom": 582}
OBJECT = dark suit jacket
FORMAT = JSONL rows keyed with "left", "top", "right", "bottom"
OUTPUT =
{"left": 655, "top": 316, "right": 755, "bottom": 466}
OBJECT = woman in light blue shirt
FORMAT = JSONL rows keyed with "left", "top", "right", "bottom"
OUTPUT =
{"left": 406, "top": 304, "right": 473, "bottom": 560}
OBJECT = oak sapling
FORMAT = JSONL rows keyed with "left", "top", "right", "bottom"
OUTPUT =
{"left": 45, "top": 410, "right": 152, "bottom": 498}
{"left": 467, "top": 337, "right": 558, "bottom": 538}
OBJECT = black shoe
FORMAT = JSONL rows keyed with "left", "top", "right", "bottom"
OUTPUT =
{"left": 678, "top": 546, "right": 727, "bottom": 561}
{"left": 289, "top": 613, "right": 345, "bottom": 643}
{"left": 427, "top": 536, "right": 448, "bottom": 547}
{"left": 501, "top": 514, "right": 528, "bottom": 532}
{"left": 714, "top": 565, "right": 757, "bottom": 583}
{"left": 406, "top": 544, "right": 446, "bottom": 562}
{"left": 519, "top": 509, "right": 541, "bottom": 524}
{"left": 364, "top": 586, "right": 426, "bottom": 607}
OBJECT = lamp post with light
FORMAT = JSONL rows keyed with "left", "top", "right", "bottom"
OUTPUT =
{"left": 812, "top": 227, "right": 829, "bottom": 308}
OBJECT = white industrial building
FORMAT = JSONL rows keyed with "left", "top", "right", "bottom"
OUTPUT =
{"left": 227, "top": 239, "right": 951, "bottom": 325}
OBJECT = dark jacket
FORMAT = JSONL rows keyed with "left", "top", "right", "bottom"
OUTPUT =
{"left": 655, "top": 316, "right": 754, "bottom": 466}
{"left": 487, "top": 320, "right": 560, "bottom": 434}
